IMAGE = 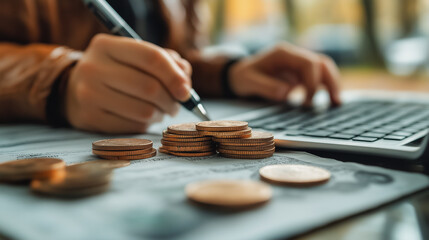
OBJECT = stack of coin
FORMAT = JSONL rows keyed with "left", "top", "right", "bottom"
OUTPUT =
{"left": 159, "top": 123, "right": 216, "bottom": 157}
{"left": 214, "top": 131, "right": 275, "bottom": 159}
{"left": 31, "top": 163, "right": 112, "bottom": 198}
{"left": 0, "top": 158, "right": 65, "bottom": 182}
{"left": 92, "top": 138, "right": 156, "bottom": 160}
{"left": 195, "top": 121, "right": 251, "bottom": 139}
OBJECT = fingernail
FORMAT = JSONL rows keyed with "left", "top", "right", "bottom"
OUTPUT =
{"left": 177, "top": 83, "right": 190, "bottom": 102}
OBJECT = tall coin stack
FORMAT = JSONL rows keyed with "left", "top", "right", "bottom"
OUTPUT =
{"left": 160, "top": 121, "right": 275, "bottom": 159}
{"left": 159, "top": 123, "right": 216, "bottom": 157}
{"left": 214, "top": 131, "right": 275, "bottom": 159}
{"left": 92, "top": 138, "right": 157, "bottom": 160}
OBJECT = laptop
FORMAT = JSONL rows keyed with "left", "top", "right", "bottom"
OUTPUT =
{"left": 231, "top": 91, "right": 429, "bottom": 162}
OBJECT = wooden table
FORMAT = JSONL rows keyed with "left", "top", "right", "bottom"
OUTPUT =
{"left": 341, "top": 69, "right": 429, "bottom": 92}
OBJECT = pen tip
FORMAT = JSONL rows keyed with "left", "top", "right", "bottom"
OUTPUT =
{"left": 193, "top": 104, "right": 211, "bottom": 121}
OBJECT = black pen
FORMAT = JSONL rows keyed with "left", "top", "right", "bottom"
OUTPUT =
{"left": 82, "top": 0, "right": 211, "bottom": 121}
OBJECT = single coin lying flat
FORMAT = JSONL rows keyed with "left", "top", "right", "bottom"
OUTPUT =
{"left": 0, "top": 158, "right": 65, "bottom": 182}
{"left": 161, "top": 145, "right": 215, "bottom": 152}
{"left": 196, "top": 120, "right": 248, "bottom": 132}
{"left": 161, "top": 139, "right": 214, "bottom": 147}
{"left": 68, "top": 160, "right": 130, "bottom": 169}
{"left": 213, "top": 131, "right": 274, "bottom": 143}
{"left": 31, "top": 164, "right": 112, "bottom": 198}
{"left": 186, "top": 180, "right": 272, "bottom": 208}
{"left": 219, "top": 142, "right": 275, "bottom": 151}
{"left": 98, "top": 148, "right": 157, "bottom": 160}
{"left": 92, "top": 148, "right": 153, "bottom": 156}
{"left": 92, "top": 138, "right": 153, "bottom": 151}
{"left": 167, "top": 123, "right": 202, "bottom": 136}
{"left": 259, "top": 164, "right": 331, "bottom": 186}
{"left": 198, "top": 127, "right": 252, "bottom": 138}
{"left": 159, "top": 147, "right": 216, "bottom": 157}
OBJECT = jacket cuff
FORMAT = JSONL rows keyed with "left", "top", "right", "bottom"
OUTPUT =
{"left": 45, "top": 61, "right": 76, "bottom": 127}
{"left": 221, "top": 58, "right": 241, "bottom": 98}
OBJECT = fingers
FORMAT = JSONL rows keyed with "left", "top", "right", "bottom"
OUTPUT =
{"left": 91, "top": 109, "right": 150, "bottom": 134}
{"left": 165, "top": 49, "right": 193, "bottom": 78}
{"left": 247, "top": 70, "right": 295, "bottom": 102}
{"left": 260, "top": 44, "right": 322, "bottom": 106}
{"left": 90, "top": 34, "right": 190, "bottom": 101}
{"left": 320, "top": 56, "right": 342, "bottom": 106}
{"left": 101, "top": 63, "right": 180, "bottom": 116}
{"left": 252, "top": 43, "right": 342, "bottom": 105}
{"left": 95, "top": 83, "right": 164, "bottom": 125}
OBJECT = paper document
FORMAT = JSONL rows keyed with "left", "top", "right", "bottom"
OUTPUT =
{"left": 0, "top": 123, "right": 428, "bottom": 240}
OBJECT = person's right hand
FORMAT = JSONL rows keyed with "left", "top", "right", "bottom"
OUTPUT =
{"left": 65, "top": 34, "right": 192, "bottom": 134}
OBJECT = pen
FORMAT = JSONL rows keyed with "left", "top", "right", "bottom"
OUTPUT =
{"left": 82, "top": 0, "right": 211, "bottom": 121}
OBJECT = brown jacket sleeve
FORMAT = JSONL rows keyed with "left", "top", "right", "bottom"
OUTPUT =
{"left": 0, "top": 0, "right": 234, "bottom": 124}
{"left": 0, "top": 43, "right": 79, "bottom": 122}
{"left": 0, "top": 0, "right": 105, "bottom": 123}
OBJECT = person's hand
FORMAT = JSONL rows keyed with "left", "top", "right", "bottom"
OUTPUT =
{"left": 65, "top": 34, "right": 192, "bottom": 134}
{"left": 228, "top": 43, "right": 341, "bottom": 106}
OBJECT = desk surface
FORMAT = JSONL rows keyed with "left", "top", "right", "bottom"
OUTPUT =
{"left": 1, "top": 70, "right": 429, "bottom": 240}
{"left": 341, "top": 69, "right": 429, "bottom": 92}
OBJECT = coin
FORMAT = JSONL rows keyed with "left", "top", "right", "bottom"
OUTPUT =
{"left": 161, "top": 136, "right": 212, "bottom": 142}
{"left": 58, "top": 165, "right": 112, "bottom": 188}
{"left": 98, "top": 148, "right": 157, "bottom": 160}
{"left": 218, "top": 147, "right": 275, "bottom": 155}
{"left": 167, "top": 123, "right": 202, "bottom": 136}
{"left": 186, "top": 180, "right": 271, "bottom": 207}
{"left": 218, "top": 141, "right": 274, "bottom": 147}
{"left": 68, "top": 160, "right": 130, "bottom": 169}
{"left": 259, "top": 164, "right": 331, "bottom": 185}
{"left": 218, "top": 143, "right": 275, "bottom": 151}
{"left": 161, "top": 139, "right": 214, "bottom": 146}
{"left": 161, "top": 145, "right": 215, "bottom": 152}
{"left": 213, "top": 131, "right": 273, "bottom": 143}
{"left": 198, "top": 127, "right": 252, "bottom": 138}
{"left": 31, "top": 180, "right": 110, "bottom": 198}
{"left": 159, "top": 147, "right": 216, "bottom": 157}
{"left": 92, "top": 148, "right": 153, "bottom": 156}
{"left": 220, "top": 153, "right": 274, "bottom": 159}
{"left": 162, "top": 130, "right": 201, "bottom": 139}
{"left": 33, "top": 164, "right": 112, "bottom": 190}
{"left": 92, "top": 138, "right": 153, "bottom": 151}
{"left": 0, "top": 158, "right": 65, "bottom": 182}
{"left": 196, "top": 121, "right": 248, "bottom": 132}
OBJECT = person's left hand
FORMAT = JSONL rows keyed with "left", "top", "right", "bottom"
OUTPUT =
{"left": 228, "top": 43, "right": 341, "bottom": 106}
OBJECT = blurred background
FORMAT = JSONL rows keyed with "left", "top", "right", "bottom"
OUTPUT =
{"left": 199, "top": 0, "right": 429, "bottom": 84}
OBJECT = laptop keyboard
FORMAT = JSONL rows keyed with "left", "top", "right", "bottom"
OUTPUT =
{"left": 248, "top": 101, "right": 429, "bottom": 142}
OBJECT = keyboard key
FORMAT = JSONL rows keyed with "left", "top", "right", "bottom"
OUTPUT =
{"left": 360, "top": 132, "right": 385, "bottom": 138}
{"left": 390, "top": 131, "right": 412, "bottom": 137}
{"left": 329, "top": 134, "right": 355, "bottom": 140}
{"left": 371, "top": 128, "right": 393, "bottom": 134}
{"left": 381, "top": 124, "right": 403, "bottom": 130}
{"left": 284, "top": 130, "right": 302, "bottom": 136}
{"left": 341, "top": 129, "right": 365, "bottom": 135}
{"left": 303, "top": 131, "right": 333, "bottom": 137}
{"left": 352, "top": 137, "right": 378, "bottom": 142}
{"left": 383, "top": 135, "right": 406, "bottom": 141}
{"left": 324, "top": 126, "right": 347, "bottom": 132}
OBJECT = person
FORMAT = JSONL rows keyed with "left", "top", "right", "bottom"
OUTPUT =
{"left": 0, "top": 0, "right": 341, "bottom": 134}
